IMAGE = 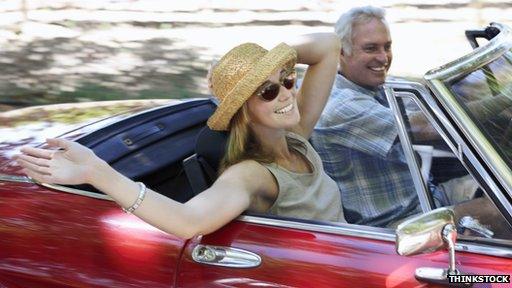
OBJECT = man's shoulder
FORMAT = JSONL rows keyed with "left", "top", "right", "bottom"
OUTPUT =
{"left": 324, "top": 83, "right": 376, "bottom": 113}
{"left": 331, "top": 82, "right": 375, "bottom": 102}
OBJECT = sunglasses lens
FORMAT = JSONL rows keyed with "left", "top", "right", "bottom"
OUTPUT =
{"left": 260, "top": 84, "right": 280, "bottom": 101}
{"left": 283, "top": 77, "right": 295, "bottom": 90}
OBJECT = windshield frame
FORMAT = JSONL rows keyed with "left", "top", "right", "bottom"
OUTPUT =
{"left": 425, "top": 23, "right": 512, "bottom": 198}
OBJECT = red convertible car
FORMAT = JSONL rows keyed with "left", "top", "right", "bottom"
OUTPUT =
{"left": 0, "top": 23, "right": 511, "bottom": 287}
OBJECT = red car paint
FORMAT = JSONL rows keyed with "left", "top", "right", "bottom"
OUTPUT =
{"left": 1, "top": 43, "right": 512, "bottom": 286}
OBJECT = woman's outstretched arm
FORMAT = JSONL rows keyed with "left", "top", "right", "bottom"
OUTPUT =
{"left": 16, "top": 138, "right": 276, "bottom": 238}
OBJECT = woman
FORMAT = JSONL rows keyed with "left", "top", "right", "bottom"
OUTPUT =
{"left": 16, "top": 33, "right": 344, "bottom": 239}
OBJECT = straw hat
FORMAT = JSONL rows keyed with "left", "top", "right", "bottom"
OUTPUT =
{"left": 207, "top": 42, "right": 297, "bottom": 131}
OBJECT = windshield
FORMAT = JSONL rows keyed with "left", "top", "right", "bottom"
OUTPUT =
{"left": 448, "top": 49, "right": 512, "bottom": 169}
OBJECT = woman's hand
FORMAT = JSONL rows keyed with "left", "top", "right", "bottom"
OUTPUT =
{"left": 288, "top": 33, "right": 340, "bottom": 138}
{"left": 15, "top": 138, "right": 101, "bottom": 185}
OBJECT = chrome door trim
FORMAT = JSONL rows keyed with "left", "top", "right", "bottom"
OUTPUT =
{"left": 0, "top": 173, "right": 36, "bottom": 184}
{"left": 238, "top": 215, "right": 395, "bottom": 241}
{"left": 0, "top": 174, "right": 112, "bottom": 201}
{"left": 40, "top": 183, "right": 113, "bottom": 201}
{"left": 191, "top": 245, "right": 261, "bottom": 268}
{"left": 457, "top": 242, "right": 512, "bottom": 258}
{"left": 384, "top": 87, "right": 433, "bottom": 212}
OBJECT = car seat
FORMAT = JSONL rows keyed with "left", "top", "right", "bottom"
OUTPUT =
{"left": 183, "top": 126, "right": 228, "bottom": 195}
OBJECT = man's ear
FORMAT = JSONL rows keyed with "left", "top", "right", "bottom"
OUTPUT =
{"left": 338, "top": 50, "right": 346, "bottom": 65}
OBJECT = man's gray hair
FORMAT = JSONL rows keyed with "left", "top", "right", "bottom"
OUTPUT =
{"left": 334, "top": 6, "right": 388, "bottom": 55}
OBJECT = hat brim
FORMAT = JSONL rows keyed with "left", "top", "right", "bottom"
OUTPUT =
{"left": 207, "top": 43, "right": 297, "bottom": 131}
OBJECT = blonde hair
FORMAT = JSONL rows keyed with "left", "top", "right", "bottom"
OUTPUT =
{"left": 219, "top": 103, "right": 274, "bottom": 173}
{"left": 219, "top": 103, "right": 306, "bottom": 174}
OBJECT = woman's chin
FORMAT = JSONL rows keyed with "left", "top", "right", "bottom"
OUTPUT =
{"left": 278, "top": 112, "right": 300, "bottom": 129}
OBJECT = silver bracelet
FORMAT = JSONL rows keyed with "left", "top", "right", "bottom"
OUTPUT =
{"left": 122, "top": 182, "right": 147, "bottom": 214}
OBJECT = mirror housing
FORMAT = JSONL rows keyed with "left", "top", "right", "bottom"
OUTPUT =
{"left": 396, "top": 207, "right": 455, "bottom": 256}
{"left": 395, "top": 208, "right": 472, "bottom": 286}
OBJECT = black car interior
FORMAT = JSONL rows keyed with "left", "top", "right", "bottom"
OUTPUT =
{"left": 74, "top": 99, "right": 226, "bottom": 203}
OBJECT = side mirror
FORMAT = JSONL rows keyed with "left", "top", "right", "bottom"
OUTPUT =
{"left": 396, "top": 208, "right": 472, "bottom": 287}
{"left": 396, "top": 207, "right": 455, "bottom": 256}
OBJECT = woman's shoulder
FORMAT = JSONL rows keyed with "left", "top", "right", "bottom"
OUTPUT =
{"left": 220, "top": 160, "right": 274, "bottom": 181}
{"left": 219, "top": 160, "right": 278, "bottom": 198}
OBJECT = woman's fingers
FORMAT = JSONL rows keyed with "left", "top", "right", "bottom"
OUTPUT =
{"left": 20, "top": 146, "right": 54, "bottom": 159}
{"left": 17, "top": 158, "right": 52, "bottom": 175}
{"left": 17, "top": 154, "right": 50, "bottom": 167}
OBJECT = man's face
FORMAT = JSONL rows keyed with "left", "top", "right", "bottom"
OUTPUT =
{"left": 340, "top": 18, "right": 392, "bottom": 90}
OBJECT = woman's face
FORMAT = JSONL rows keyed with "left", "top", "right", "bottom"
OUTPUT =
{"left": 247, "top": 68, "right": 300, "bottom": 131}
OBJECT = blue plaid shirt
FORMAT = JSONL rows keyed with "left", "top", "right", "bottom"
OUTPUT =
{"left": 311, "top": 74, "right": 420, "bottom": 227}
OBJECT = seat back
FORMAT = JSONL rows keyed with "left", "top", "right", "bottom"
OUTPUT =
{"left": 183, "top": 127, "right": 228, "bottom": 195}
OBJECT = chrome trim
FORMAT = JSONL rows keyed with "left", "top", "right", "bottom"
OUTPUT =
{"left": 238, "top": 215, "right": 512, "bottom": 259}
{"left": 427, "top": 79, "right": 512, "bottom": 198}
{"left": 384, "top": 81, "right": 462, "bottom": 156}
{"left": 425, "top": 23, "right": 512, "bottom": 82}
{"left": 0, "top": 174, "right": 108, "bottom": 201}
{"left": 443, "top": 224, "right": 459, "bottom": 275}
{"left": 459, "top": 216, "right": 494, "bottom": 238}
{"left": 40, "top": 183, "right": 112, "bottom": 201}
{"left": 456, "top": 242, "right": 512, "bottom": 258}
{"left": 415, "top": 267, "right": 451, "bottom": 285}
{"left": 384, "top": 80, "right": 512, "bottom": 221}
{"left": 0, "top": 174, "right": 36, "bottom": 183}
{"left": 424, "top": 23, "right": 512, "bottom": 197}
{"left": 238, "top": 215, "right": 395, "bottom": 242}
{"left": 191, "top": 245, "right": 261, "bottom": 268}
{"left": 0, "top": 173, "right": 113, "bottom": 201}
{"left": 396, "top": 208, "right": 455, "bottom": 256}
{"left": 384, "top": 88, "right": 432, "bottom": 212}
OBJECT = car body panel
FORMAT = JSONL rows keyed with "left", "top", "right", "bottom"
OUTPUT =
{"left": 0, "top": 181, "right": 186, "bottom": 287}
{"left": 177, "top": 220, "right": 512, "bottom": 287}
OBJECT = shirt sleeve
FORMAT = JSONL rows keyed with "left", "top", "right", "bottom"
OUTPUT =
{"left": 315, "top": 88, "right": 398, "bottom": 159}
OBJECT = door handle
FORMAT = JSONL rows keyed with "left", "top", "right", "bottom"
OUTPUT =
{"left": 191, "top": 245, "right": 261, "bottom": 268}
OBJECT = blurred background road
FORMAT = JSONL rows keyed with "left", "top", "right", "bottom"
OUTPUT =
{"left": 0, "top": 0, "right": 511, "bottom": 111}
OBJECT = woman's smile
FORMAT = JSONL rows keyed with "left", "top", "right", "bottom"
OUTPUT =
{"left": 275, "top": 103, "right": 294, "bottom": 114}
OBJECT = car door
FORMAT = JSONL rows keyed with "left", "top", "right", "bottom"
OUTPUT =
{"left": 0, "top": 179, "right": 186, "bottom": 288}
{"left": 174, "top": 215, "right": 510, "bottom": 287}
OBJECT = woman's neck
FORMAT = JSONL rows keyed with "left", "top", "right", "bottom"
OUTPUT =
{"left": 251, "top": 126, "right": 292, "bottom": 160}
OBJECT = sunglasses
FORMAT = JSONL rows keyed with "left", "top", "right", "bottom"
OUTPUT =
{"left": 256, "top": 69, "right": 296, "bottom": 101}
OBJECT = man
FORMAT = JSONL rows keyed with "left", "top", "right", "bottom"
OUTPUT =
{"left": 311, "top": 6, "right": 474, "bottom": 227}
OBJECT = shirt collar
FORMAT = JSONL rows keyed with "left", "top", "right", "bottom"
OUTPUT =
{"left": 335, "top": 73, "right": 379, "bottom": 97}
